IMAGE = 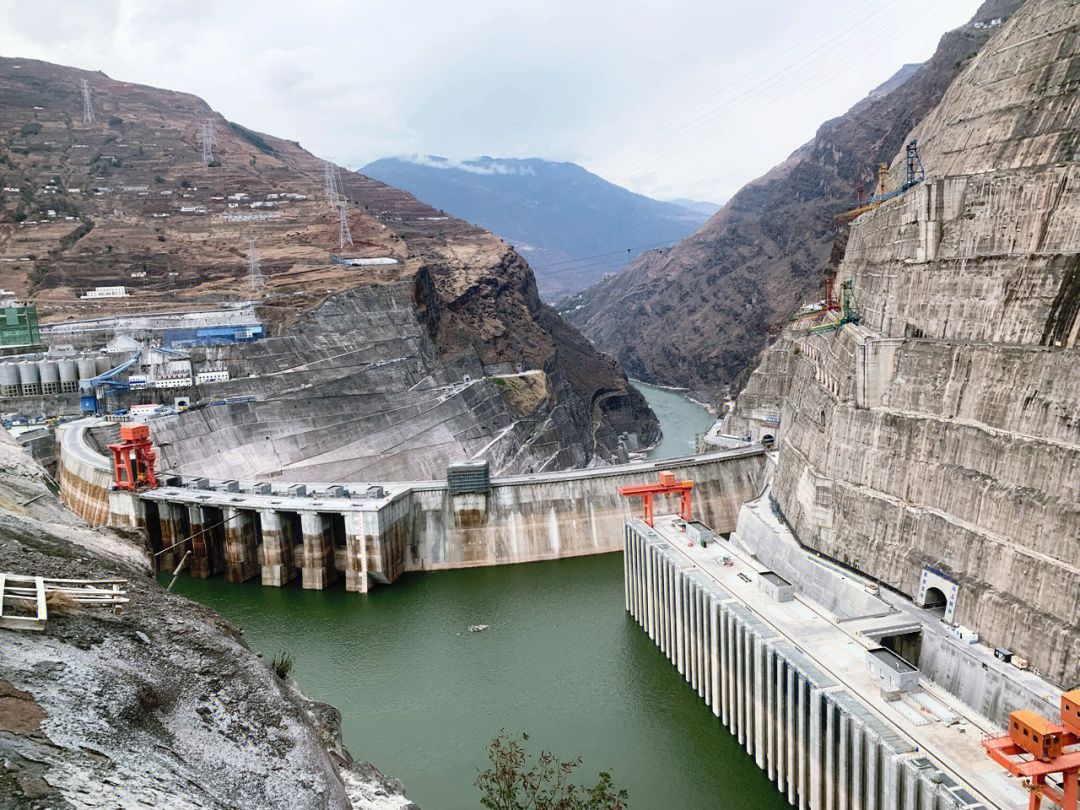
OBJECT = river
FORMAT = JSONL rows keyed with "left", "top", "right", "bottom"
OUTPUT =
{"left": 167, "top": 385, "right": 783, "bottom": 810}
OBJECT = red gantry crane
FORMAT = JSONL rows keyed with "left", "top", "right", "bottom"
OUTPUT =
{"left": 108, "top": 423, "right": 159, "bottom": 491}
{"left": 618, "top": 470, "right": 693, "bottom": 527}
{"left": 983, "top": 690, "right": 1080, "bottom": 810}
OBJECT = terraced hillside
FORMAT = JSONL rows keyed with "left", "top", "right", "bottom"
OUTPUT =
{"left": 727, "top": 0, "right": 1080, "bottom": 685}
{"left": 0, "top": 57, "right": 656, "bottom": 474}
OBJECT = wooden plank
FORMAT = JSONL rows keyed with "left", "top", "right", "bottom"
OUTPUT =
{"left": 0, "top": 615, "right": 44, "bottom": 632}
{"left": 0, "top": 572, "right": 5, "bottom": 619}
{"left": 35, "top": 577, "right": 46, "bottom": 623}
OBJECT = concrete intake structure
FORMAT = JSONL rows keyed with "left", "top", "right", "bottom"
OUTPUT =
{"left": 625, "top": 514, "right": 1035, "bottom": 810}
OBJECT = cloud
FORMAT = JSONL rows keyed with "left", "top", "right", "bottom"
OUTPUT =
{"left": 396, "top": 155, "right": 536, "bottom": 175}
{"left": 0, "top": 0, "right": 984, "bottom": 201}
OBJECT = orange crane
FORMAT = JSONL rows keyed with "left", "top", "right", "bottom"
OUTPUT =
{"left": 983, "top": 691, "right": 1080, "bottom": 810}
{"left": 618, "top": 470, "right": 693, "bottom": 527}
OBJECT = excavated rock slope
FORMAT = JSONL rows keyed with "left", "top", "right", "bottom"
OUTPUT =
{"left": 727, "top": 0, "right": 1080, "bottom": 686}
{"left": 0, "top": 57, "right": 656, "bottom": 472}
{"left": 565, "top": 0, "right": 1022, "bottom": 405}
{"left": 0, "top": 427, "right": 418, "bottom": 809}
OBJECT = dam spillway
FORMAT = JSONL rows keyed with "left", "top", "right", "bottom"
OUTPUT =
{"left": 624, "top": 514, "right": 1030, "bottom": 810}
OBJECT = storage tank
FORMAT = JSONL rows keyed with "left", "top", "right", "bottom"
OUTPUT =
{"left": 77, "top": 358, "right": 97, "bottom": 382}
{"left": 0, "top": 363, "right": 19, "bottom": 397}
{"left": 94, "top": 356, "right": 111, "bottom": 376}
{"left": 38, "top": 361, "right": 60, "bottom": 395}
{"left": 18, "top": 361, "right": 41, "bottom": 396}
{"left": 58, "top": 360, "right": 78, "bottom": 393}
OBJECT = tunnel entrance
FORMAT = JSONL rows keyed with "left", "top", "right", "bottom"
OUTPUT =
{"left": 143, "top": 501, "right": 162, "bottom": 554}
{"left": 879, "top": 631, "right": 923, "bottom": 668}
{"left": 923, "top": 586, "right": 948, "bottom": 618}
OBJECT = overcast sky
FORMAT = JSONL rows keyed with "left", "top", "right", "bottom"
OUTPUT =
{"left": 2, "top": 0, "right": 983, "bottom": 203}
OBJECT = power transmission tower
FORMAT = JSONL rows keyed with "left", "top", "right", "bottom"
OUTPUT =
{"left": 81, "top": 79, "right": 94, "bottom": 124}
{"left": 200, "top": 118, "right": 216, "bottom": 165}
{"left": 337, "top": 202, "right": 353, "bottom": 249}
{"left": 245, "top": 237, "right": 266, "bottom": 292}
{"left": 323, "top": 160, "right": 339, "bottom": 207}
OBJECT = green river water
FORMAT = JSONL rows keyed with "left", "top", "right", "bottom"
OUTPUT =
{"left": 167, "top": 384, "right": 786, "bottom": 810}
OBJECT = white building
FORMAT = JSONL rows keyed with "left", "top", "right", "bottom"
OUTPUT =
{"left": 81, "top": 286, "right": 129, "bottom": 299}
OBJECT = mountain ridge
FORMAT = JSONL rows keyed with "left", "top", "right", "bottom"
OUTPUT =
{"left": 359, "top": 155, "right": 709, "bottom": 300}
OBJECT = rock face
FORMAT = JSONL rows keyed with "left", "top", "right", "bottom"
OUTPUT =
{"left": 0, "top": 57, "right": 656, "bottom": 473}
{"left": 0, "top": 429, "right": 418, "bottom": 809}
{"left": 564, "top": 0, "right": 1023, "bottom": 405}
{"left": 727, "top": 0, "right": 1080, "bottom": 686}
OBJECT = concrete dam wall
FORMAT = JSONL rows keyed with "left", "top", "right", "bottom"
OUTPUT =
{"left": 56, "top": 417, "right": 766, "bottom": 588}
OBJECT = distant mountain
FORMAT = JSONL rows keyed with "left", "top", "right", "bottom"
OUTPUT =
{"left": 669, "top": 198, "right": 722, "bottom": 217}
{"left": 358, "top": 156, "right": 709, "bottom": 300}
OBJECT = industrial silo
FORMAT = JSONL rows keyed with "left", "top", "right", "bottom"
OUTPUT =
{"left": 18, "top": 361, "right": 40, "bottom": 396}
{"left": 0, "top": 363, "right": 19, "bottom": 397}
{"left": 94, "top": 356, "right": 111, "bottom": 376}
{"left": 77, "top": 358, "right": 97, "bottom": 384}
{"left": 59, "top": 360, "right": 78, "bottom": 393}
{"left": 38, "top": 360, "right": 60, "bottom": 395}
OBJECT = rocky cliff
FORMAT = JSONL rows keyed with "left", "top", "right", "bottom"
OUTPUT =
{"left": 0, "top": 428, "right": 417, "bottom": 808}
{"left": 0, "top": 57, "right": 656, "bottom": 472}
{"left": 727, "top": 0, "right": 1080, "bottom": 686}
{"left": 564, "top": 0, "right": 1023, "bottom": 406}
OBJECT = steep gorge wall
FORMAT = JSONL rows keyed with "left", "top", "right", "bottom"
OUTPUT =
{"left": 729, "top": 0, "right": 1080, "bottom": 686}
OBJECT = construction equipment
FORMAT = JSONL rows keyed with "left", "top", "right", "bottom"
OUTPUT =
{"left": 618, "top": 470, "right": 693, "bottom": 527}
{"left": 107, "top": 423, "right": 159, "bottom": 491}
{"left": 984, "top": 694, "right": 1080, "bottom": 810}
{"left": 0, "top": 573, "right": 128, "bottom": 631}
{"left": 792, "top": 279, "right": 861, "bottom": 336}
{"left": 834, "top": 140, "right": 925, "bottom": 225}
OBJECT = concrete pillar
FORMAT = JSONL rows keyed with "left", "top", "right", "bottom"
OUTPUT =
{"left": 157, "top": 501, "right": 185, "bottom": 572}
{"left": 623, "top": 526, "right": 631, "bottom": 613}
{"left": 903, "top": 766, "right": 917, "bottom": 810}
{"left": 744, "top": 629, "right": 754, "bottom": 756}
{"left": 767, "top": 646, "right": 777, "bottom": 781}
{"left": 866, "top": 736, "right": 879, "bottom": 810}
{"left": 710, "top": 599, "right": 720, "bottom": 717}
{"left": 839, "top": 713, "right": 850, "bottom": 810}
{"left": 343, "top": 513, "right": 369, "bottom": 593}
{"left": 223, "top": 507, "right": 258, "bottom": 583}
{"left": 798, "top": 678, "right": 809, "bottom": 810}
{"left": 300, "top": 511, "right": 336, "bottom": 589}
{"left": 645, "top": 545, "right": 656, "bottom": 641}
{"left": 851, "top": 722, "right": 863, "bottom": 810}
{"left": 787, "top": 665, "right": 797, "bottom": 805}
{"left": 810, "top": 688, "right": 824, "bottom": 810}
{"left": 691, "top": 585, "right": 700, "bottom": 693}
{"left": 755, "top": 638, "right": 766, "bottom": 769}
{"left": 882, "top": 754, "right": 900, "bottom": 810}
{"left": 675, "top": 572, "right": 685, "bottom": 676}
{"left": 720, "top": 608, "right": 730, "bottom": 726}
{"left": 187, "top": 504, "right": 224, "bottom": 578}
{"left": 826, "top": 700, "right": 836, "bottom": 810}
{"left": 735, "top": 623, "right": 746, "bottom": 744}
{"left": 259, "top": 510, "right": 296, "bottom": 587}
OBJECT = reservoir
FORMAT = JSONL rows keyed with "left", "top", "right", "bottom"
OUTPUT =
{"left": 167, "top": 387, "right": 779, "bottom": 810}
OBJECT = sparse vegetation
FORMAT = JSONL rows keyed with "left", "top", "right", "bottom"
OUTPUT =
{"left": 476, "top": 732, "right": 628, "bottom": 810}
{"left": 19, "top": 122, "right": 41, "bottom": 136}
{"left": 228, "top": 121, "right": 277, "bottom": 155}
{"left": 270, "top": 651, "right": 294, "bottom": 680}
{"left": 108, "top": 115, "right": 124, "bottom": 129}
